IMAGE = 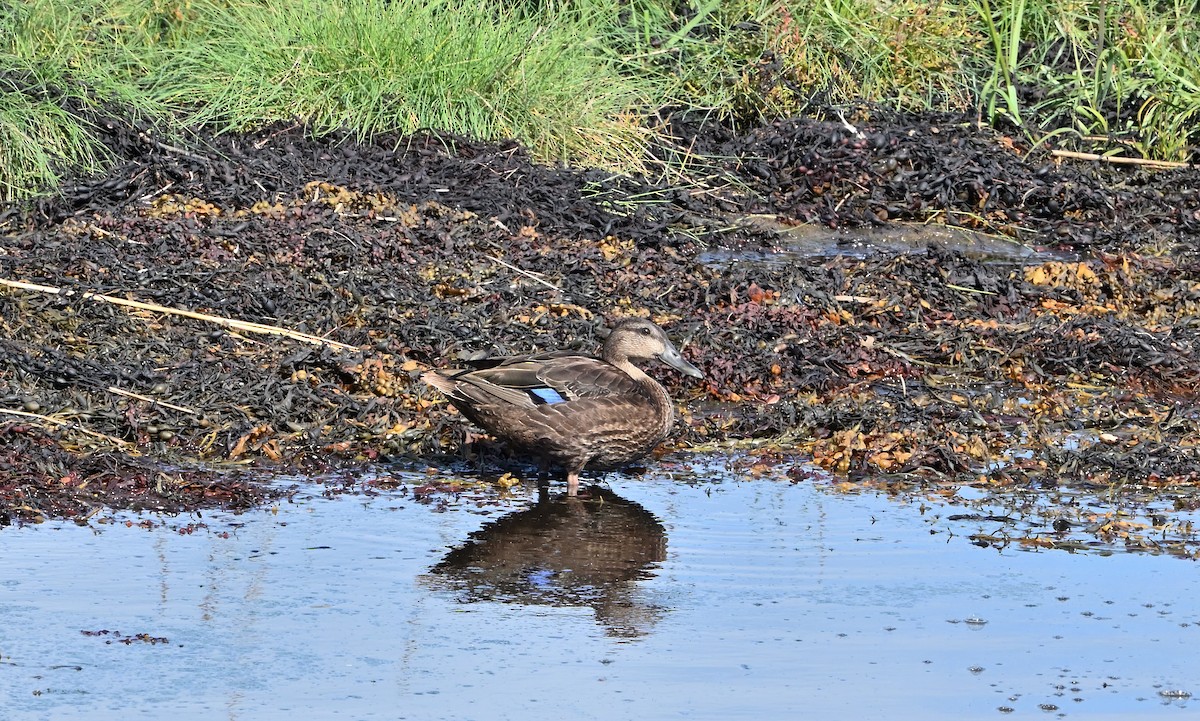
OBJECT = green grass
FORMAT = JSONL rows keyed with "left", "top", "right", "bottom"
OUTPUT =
{"left": 0, "top": 0, "right": 658, "bottom": 201}
{"left": 609, "top": 0, "right": 979, "bottom": 121}
{"left": 965, "top": 0, "right": 1200, "bottom": 159}
{"left": 0, "top": 73, "right": 104, "bottom": 200}
{"left": 147, "top": 0, "right": 654, "bottom": 162}
{"left": 646, "top": 0, "right": 1200, "bottom": 161}
{"left": 1, "top": 0, "right": 1198, "bottom": 202}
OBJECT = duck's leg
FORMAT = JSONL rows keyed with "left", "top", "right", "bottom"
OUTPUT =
{"left": 566, "top": 470, "right": 580, "bottom": 497}
{"left": 536, "top": 457, "right": 552, "bottom": 490}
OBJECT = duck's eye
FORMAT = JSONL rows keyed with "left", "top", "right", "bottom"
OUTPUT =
{"left": 639, "top": 327, "right": 651, "bottom": 335}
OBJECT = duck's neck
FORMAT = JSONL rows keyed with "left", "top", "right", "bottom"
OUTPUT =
{"left": 613, "top": 359, "right": 650, "bottom": 384}
{"left": 613, "top": 360, "right": 675, "bottom": 432}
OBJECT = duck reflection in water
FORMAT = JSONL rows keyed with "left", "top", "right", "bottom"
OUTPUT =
{"left": 426, "top": 485, "right": 667, "bottom": 639}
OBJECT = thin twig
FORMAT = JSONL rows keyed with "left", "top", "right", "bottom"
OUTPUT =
{"left": 106, "top": 386, "right": 200, "bottom": 416}
{"left": 834, "top": 108, "right": 865, "bottom": 139}
{"left": 138, "top": 132, "right": 212, "bottom": 164}
{"left": 483, "top": 254, "right": 564, "bottom": 293}
{"left": 0, "top": 278, "right": 357, "bottom": 351}
{"left": 946, "top": 283, "right": 998, "bottom": 295}
{"left": 1051, "top": 149, "right": 1191, "bottom": 169}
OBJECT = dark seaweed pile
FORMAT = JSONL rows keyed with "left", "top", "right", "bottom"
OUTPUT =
{"left": 3, "top": 105, "right": 1200, "bottom": 549}
{"left": 665, "top": 109, "right": 1200, "bottom": 248}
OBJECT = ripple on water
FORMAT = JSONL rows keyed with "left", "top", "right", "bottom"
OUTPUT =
{"left": 698, "top": 217, "right": 1077, "bottom": 267}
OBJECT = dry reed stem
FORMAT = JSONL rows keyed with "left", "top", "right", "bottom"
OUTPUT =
{"left": 106, "top": 386, "right": 200, "bottom": 415}
{"left": 1050, "top": 149, "right": 1192, "bottom": 169}
{"left": 0, "top": 278, "right": 358, "bottom": 351}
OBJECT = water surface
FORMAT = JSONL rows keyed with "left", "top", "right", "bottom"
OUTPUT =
{"left": 1, "top": 456, "right": 1195, "bottom": 719}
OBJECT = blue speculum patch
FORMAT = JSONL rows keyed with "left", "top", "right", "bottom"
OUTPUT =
{"left": 529, "top": 387, "right": 566, "bottom": 404}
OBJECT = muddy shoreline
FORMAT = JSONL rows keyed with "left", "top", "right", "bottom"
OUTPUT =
{"left": 2, "top": 106, "right": 1199, "bottom": 552}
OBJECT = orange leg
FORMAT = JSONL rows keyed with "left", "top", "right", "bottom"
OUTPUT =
{"left": 566, "top": 470, "right": 580, "bottom": 497}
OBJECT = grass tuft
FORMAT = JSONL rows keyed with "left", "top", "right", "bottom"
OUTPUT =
{"left": 147, "top": 0, "right": 653, "bottom": 167}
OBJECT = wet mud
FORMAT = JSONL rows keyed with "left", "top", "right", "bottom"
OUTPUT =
{"left": 2, "top": 104, "right": 1199, "bottom": 553}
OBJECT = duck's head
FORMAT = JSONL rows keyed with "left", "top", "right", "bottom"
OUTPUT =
{"left": 603, "top": 318, "right": 703, "bottom": 378}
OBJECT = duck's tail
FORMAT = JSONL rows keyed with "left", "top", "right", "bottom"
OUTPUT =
{"left": 421, "top": 370, "right": 457, "bottom": 395}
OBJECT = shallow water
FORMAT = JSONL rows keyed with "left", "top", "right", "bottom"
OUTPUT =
{"left": 699, "top": 217, "right": 1075, "bottom": 266}
{"left": 1, "top": 456, "right": 1196, "bottom": 720}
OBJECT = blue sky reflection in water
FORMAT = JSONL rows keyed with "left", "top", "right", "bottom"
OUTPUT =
{"left": 1, "top": 456, "right": 1197, "bottom": 720}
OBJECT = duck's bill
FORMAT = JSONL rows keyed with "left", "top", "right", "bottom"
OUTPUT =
{"left": 660, "top": 346, "right": 704, "bottom": 378}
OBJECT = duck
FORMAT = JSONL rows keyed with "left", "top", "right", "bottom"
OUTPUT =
{"left": 423, "top": 318, "right": 703, "bottom": 494}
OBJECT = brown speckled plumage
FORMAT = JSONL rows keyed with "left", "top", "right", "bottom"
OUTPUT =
{"left": 423, "top": 319, "right": 703, "bottom": 494}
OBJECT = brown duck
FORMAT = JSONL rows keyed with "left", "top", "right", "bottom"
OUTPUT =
{"left": 423, "top": 318, "right": 703, "bottom": 494}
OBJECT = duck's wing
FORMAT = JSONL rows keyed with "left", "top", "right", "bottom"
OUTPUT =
{"left": 429, "top": 353, "right": 642, "bottom": 411}
{"left": 535, "top": 356, "right": 643, "bottom": 401}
